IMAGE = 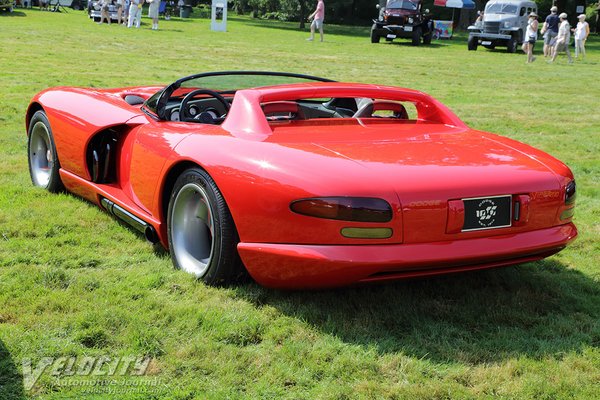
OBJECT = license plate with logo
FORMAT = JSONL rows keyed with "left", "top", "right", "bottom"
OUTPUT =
{"left": 386, "top": 34, "right": 397, "bottom": 39}
{"left": 404, "top": 26, "right": 413, "bottom": 32}
{"left": 462, "top": 195, "right": 512, "bottom": 231}
{"left": 481, "top": 41, "right": 492, "bottom": 45}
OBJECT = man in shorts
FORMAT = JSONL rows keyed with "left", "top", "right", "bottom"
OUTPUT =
{"left": 541, "top": 6, "right": 560, "bottom": 57}
{"left": 307, "top": 0, "right": 325, "bottom": 42}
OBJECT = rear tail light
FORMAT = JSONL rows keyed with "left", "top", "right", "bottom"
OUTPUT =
{"left": 290, "top": 197, "right": 392, "bottom": 222}
{"left": 565, "top": 181, "right": 576, "bottom": 205}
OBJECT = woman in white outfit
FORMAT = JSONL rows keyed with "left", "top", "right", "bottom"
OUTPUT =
{"left": 128, "top": 0, "right": 144, "bottom": 28}
{"left": 522, "top": 12, "right": 538, "bottom": 63}
{"left": 148, "top": 0, "right": 160, "bottom": 30}
{"left": 573, "top": 14, "right": 590, "bottom": 59}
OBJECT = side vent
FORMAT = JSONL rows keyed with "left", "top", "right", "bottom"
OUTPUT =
{"left": 86, "top": 127, "right": 122, "bottom": 183}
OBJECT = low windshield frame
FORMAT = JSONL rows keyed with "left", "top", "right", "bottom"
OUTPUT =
{"left": 144, "top": 71, "right": 335, "bottom": 121}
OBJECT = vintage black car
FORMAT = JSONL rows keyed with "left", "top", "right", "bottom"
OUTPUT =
{"left": 371, "top": 0, "right": 433, "bottom": 45}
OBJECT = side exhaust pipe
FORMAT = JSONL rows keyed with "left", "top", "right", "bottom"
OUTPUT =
{"left": 100, "top": 197, "right": 159, "bottom": 244}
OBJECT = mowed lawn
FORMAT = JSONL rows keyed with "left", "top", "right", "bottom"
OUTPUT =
{"left": 1, "top": 8, "right": 599, "bottom": 399}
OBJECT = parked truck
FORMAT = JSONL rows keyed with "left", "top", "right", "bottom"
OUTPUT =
{"left": 467, "top": 0, "right": 537, "bottom": 53}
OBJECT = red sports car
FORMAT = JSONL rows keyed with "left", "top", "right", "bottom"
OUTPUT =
{"left": 26, "top": 71, "right": 577, "bottom": 289}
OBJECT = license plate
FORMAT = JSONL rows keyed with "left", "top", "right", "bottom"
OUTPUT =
{"left": 462, "top": 195, "right": 512, "bottom": 231}
{"left": 404, "top": 26, "right": 413, "bottom": 32}
{"left": 481, "top": 41, "right": 492, "bottom": 45}
{"left": 386, "top": 34, "right": 397, "bottom": 39}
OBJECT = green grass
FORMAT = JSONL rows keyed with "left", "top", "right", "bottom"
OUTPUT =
{"left": 1, "top": 8, "right": 599, "bottom": 399}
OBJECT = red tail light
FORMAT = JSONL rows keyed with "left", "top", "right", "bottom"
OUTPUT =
{"left": 290, "top": 197, "right": 392, "bottom": 222}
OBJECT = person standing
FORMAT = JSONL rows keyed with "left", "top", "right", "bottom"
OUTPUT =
{"left": 128, "top": 0, "right": 144, "bottom": 28}
{"left": 541, "top": 6, "right": 559, "bottom": 57}
{"left": 573, "top": 14, "right": 590, "bottom": 59}
{"left": 307, "top": 0, "right": 325, "bottom": 42}
{"left": 98, "top": 0, "right": 112, "bottom": 25}
{"left": 522, "top": 12, "right": 538, "bottom": 63}
{"left": 116, "top": 0, "right": 126, "bottom": 25}
{"left": 550, "top": 13, "right": 572, "bottom": 64}
{"left": 147, "top": 0, "right": 160, "bottom": 30}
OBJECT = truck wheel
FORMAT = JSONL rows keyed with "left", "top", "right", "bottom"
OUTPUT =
{"left": 423, "top": 31, "right": 432, "bottom": 45}
{"left": 468, "top": 36, "right": 478, "bottom": 51}
{"left": 370, "top": 24, "right": 380, "bottom": 43}
{"left": 507, "top": 35, "right": 517, "bottom": 53}
{"left": 412, "top": 27, "right": 422, "bottom": 46}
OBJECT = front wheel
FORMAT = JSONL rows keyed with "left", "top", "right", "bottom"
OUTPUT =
{"left": 467, "top": 36, "right": 478, "bottom": 51}
{"left": 28, "top": 110, "right": 63, "bottom": 192}
{"left": 507, "top": 35, "right": 517, "bottom": 53}
{"left": 167, "top": 168, "right": 243, "bottom": 285}
{"left": 412, "top": 26, "right": 422, "bottom": 46}
{"left": 370, "top": 24, "right": 380, "bottom": 43}
{"left": 423, "top": 31, "right": 432, "bottom": 45}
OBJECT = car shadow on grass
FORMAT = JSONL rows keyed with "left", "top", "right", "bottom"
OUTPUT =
{"left": 0, "top": 340, "right": 25, "bottom": 400}
{"left": 234, "top": 259, "right": 600, "bottom": 364}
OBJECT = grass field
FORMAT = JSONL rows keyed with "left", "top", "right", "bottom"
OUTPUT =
{"left": 1, "top": 8, "right": 599, "bottom": 399}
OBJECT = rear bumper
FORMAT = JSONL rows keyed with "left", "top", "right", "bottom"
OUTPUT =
{"left": 237, "top": 223, "right": 577, "bottom": 289}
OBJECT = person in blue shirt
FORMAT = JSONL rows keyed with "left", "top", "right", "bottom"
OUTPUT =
{"left": 541, "top": 6, "right": 560, "bottom": 57}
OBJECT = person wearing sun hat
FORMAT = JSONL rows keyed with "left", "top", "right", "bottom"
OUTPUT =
{"left": 573, "top": 14, "right": 590, "bottom": 59}
{"left": 541, "top": 6, "right": 560, "bottom": 57}
{"left": 550, "top": 12, "right": 573, "bottom": 63}
{"left": 522, "top": 12, "right": 539, "bottom": 63}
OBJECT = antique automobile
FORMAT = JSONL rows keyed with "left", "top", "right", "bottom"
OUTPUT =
{"left": 1, "top": 0, "right": 12, "bottom": 12}
{"left": 88, "top": 0, "right": 119, "bottom": 22}
{"left": 371, "top": 0, "right": 433, "bottom": 45}
{"left": 26, "top": 71, "right": 577, "bottom": 289}
{"left": 467, "top": 0, "right": 538, "bottom": 52}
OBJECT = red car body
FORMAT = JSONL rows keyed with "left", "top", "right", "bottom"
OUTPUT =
{"left": 26, "top": 72, "right": 577, "bottom": 289}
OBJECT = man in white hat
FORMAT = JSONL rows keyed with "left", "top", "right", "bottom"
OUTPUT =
{"left": 550, "top": 13, "right": 572, "bottom": 63}
{"left": 573, "top": 14, "right": 590, "bottom": 59}
{"left": 541, "top": 6, "right": 560, "bottom": 57}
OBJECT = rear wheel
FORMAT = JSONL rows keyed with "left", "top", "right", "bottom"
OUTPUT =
{"left": 468, "top": 36, "right": 478, "bottom": 51}
{"left": 167, "top": 168, "right": 243, "bottom": 285}
{"left": 370, "top": 24, "right": 380, "bottom": 43}
{"left": 28, "top": 110, "right": 63, "bottom": 192}
{"left": 411, "top": 26, "right": 422, "bottom": 46}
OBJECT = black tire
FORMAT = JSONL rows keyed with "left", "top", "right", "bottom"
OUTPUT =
{"left": 467, "top": 36, "right": 478, "bottom": 51}
{"left": 167, "top": 168, "right": 243, "bottom": 285}
{"left": 507, "top": 35, "right": 517, "bottom": 53}
{"left": 423, "top": 31, "right": 432, "bottom": 45}
{"left": 370, "top": 24, "right": 380, "bottom": 43}
{"left": 411, "top": 26, "right": 422, "bottom": 46}
{"left": 27, "top": 110, "right": 64, "bottom": 193}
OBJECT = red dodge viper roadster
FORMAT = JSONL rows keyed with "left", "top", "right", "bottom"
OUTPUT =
{"left": 26, "top": 71, "right": 577, "bottom": 289}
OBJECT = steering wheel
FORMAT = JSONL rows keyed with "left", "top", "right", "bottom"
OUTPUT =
{"left": 180, "top": 89, "right": 231, "bottom": 123}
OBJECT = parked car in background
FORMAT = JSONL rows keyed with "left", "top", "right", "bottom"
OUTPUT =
{"left": 371, "top": 0, "right": 433, "bottom": 46}
{"left": 1, "top": 0, "right": 13, "bottom": 12}
{"left": 467, "top": 0, "right": 537, "bottom": 53}
{"left": 88, "top": 0, "right": 119, "bottom": 22}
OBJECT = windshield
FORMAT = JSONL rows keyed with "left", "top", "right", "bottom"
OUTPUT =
{"left": 485, "top": 3, "right": 518, "bottom": 14}
{"left": 386, "top": 0, "right": 418, "bottom": 10}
